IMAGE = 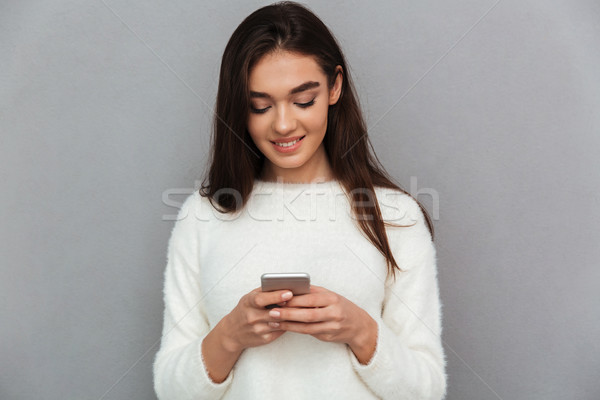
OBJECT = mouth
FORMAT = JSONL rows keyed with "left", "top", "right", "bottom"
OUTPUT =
{"left": 270, "top": 135, "right": 306, "bottom": 147}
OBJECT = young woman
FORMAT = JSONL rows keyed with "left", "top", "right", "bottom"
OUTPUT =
{"left": 153, "top": 2, "right": 447, "bottom": 399}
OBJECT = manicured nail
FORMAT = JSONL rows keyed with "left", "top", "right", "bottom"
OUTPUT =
{"left": 269, "top": 322, "right": 280, "bottom": 328}
{"left": 269, "top": 309, "right": 280, "bottom": 318}
{"left": 282, "top": 291, "right": 292, "bottom": 300}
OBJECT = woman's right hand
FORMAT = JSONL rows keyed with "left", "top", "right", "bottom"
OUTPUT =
{"left": 219, "top": 287, "right": 293, "bottom": 353}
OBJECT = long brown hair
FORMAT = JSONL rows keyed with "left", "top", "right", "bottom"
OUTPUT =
{"left": 200, "top": 1, "right": 434, "bottom": 279}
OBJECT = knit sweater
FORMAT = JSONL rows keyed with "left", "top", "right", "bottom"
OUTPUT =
{"left": 153, "top": 179, "right": 447, "bottom": 400}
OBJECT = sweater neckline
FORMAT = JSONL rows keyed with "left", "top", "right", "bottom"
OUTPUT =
{"left": 253, "top": 178, "right": 344, "bottom": 192}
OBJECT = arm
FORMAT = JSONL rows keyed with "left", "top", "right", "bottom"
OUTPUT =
{"left": 347, "top": 197, "right": 448, "bottom": 400}
{"left": 201, "top": 320, "right": 243, "bottom": 383}
{"left": 153, "top": 193, "right": 234, "bottom": 400}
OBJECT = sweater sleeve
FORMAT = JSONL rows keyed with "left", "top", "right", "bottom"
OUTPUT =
{"left": 347, "top": 195, "right": 448, "bottom": 400}
{"left": 153, "top": 193, "right": 233, "bottom": 400}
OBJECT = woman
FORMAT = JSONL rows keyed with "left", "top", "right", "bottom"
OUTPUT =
{"left": 153, "top": 2, "right": 447, "bottom": 399}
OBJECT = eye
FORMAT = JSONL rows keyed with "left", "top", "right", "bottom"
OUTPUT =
{"left": 296, "top": 98, "right": 316, "bottom": 108}
{"left": 250, "top": 105, "right": 271, "bottom": 114}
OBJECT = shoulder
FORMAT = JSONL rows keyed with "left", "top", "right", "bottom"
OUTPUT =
{"left": 375, "top": 188, "right": 436, "bottom": 275}
{"left": 171, "top": 189, "right": 225, "bottom": 229}
{"left": 374, "top": 187, "right": 425, "bottom": 226}
{"left": 174, "top": 190, "right": 201, "bottom": 220}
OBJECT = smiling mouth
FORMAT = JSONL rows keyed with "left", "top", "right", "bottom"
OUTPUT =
{"left": 271, "top": 136, "right": 306, "bottom": 147}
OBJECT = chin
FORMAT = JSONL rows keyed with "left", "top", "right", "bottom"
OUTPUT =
{"left": 270, "top": 158, "right": 306, "bottom": 170}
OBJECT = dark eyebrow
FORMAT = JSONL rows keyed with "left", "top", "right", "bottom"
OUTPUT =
{"left": 250, "top": 81, "right": 320, "bottom": 99}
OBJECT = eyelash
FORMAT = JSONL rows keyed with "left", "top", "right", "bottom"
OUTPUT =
{"left": 250, "top": 99, "right": 316, "bottom": 114}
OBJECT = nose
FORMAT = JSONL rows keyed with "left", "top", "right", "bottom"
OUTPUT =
{"left": 273, "top": 104, "right": 296, "bottom": 135}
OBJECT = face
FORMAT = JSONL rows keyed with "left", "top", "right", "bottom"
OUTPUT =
{"left": 247, "top": 50, "right": 342, "bottom": 183}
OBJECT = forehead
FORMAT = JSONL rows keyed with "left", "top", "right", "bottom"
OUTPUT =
{"left": 248, "top": 51, "right": 326, "bottom": 92}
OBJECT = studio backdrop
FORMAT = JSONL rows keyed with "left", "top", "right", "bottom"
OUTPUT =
{"left": 1, "top": 1, "right": 599, "bottom": 399}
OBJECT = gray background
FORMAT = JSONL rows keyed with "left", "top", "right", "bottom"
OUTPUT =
{"left": 1, "top": 1, "right": 599, "bottom": 399}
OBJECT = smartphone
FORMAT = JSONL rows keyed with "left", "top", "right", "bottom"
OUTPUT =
{"left": 261, "top": 272, "right": 311, "bottom": 309}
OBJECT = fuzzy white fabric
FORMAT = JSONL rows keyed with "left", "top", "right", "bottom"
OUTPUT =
{"left": 153, "top": 179, "right": 447, "bottom": 400}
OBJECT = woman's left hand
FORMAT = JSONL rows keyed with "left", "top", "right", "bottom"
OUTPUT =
{"left": 267, "top": 285, "right": 378, "bottom": 364}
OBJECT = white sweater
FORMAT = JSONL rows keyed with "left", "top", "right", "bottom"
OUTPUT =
{"left": 153, "top": 179, "right": 447, "bottom": 400}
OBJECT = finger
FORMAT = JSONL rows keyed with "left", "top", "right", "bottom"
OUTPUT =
{"left": 267, "top": 330, "right": 286, "bottom": 341}
{"left": 284, "top": 292, "right": 333, "bottom": 308}
{"left": 264, "top": 300, "right": 288, "bottom": 310}
{"left": 253, "top": 289, "right": 293, "bottom": 308}
{"left": 277, "top": 320, "right": 335, "bottom": 335}
{"left": 269, "top": 306, "right": 329, "bottom": 323}
{"left": 267, "top": 321, "right": 290, "bottom": 332}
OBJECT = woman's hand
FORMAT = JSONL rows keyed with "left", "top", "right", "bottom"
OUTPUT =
{"left": 267, "top": 285, "right": 378, "bottom": 364}
{"left": 219, "top": 287, "right": 293, "bottom": 353}
{"left": 202, "top": 287, "right": 293, "bottom": 383}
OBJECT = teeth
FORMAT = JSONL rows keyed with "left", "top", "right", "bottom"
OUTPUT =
{"left": 274, "top": 138, "right": 301, "bottom": 147}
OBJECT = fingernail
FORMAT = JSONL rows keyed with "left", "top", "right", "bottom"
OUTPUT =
{"left": 282, "top": 291, "right": 292, "bottom": 300}
{"left": 269, "top": 309, "right": 280, "bottom": 318}
{"left": 269, "top": 322, "right": 280, "bottom": 328}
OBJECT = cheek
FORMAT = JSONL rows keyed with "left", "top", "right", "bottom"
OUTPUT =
{"left": 305, "top": 104, "right": 329, "bottom": 132}
{"left": 247, "top": 117, "right": 265, "bottom": 140}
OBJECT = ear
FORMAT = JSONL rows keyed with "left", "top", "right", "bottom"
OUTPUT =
{"left": 328, "top": 65, "right": 343, "bottom": 105}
